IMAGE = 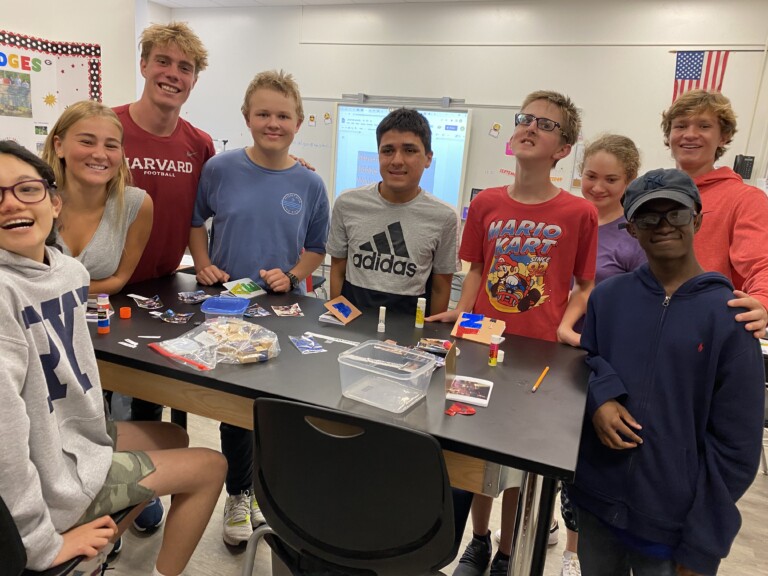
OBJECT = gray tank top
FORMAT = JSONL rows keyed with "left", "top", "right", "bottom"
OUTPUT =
{"left": 57, "top": 186, "right": 147, "bottom": 280}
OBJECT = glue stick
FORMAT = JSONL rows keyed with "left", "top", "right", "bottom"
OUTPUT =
{"left": 97, "top": 294, "right": 110, "bottom": 335}
{"left": 488, "top": 334, "right": 502, "bottom": 366}
{"left": 378, "top": 306, "right": 386, "bottom": 333}
{"left": 415, "top": 297, "right": 426, "bottom": 328}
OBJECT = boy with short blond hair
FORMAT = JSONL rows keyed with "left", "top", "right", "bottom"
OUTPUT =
{"left": 661, "top": 89, "right": 768, "bottom": 334}
{"left": 189, "top": 69, "right": 329, "bottom": 546}
{"left": 429, "top": 90, "right": 598, "bottom": 576}
{"left": 117, "top": 21, "right": 215, "bottom": 285}
{"left": 113, "top": 19, "right": 216, "bottom": 530}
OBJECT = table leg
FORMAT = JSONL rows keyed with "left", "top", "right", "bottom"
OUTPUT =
{"left": 509, "top": 471, "right": 540, "bottom": 575}
{"left": 530, "top": 477, "right": 557, "bottom": 575}
{"left": 171, "top": 408, "right": 187, "bottom": 429}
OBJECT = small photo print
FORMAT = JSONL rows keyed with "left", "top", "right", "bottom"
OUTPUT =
{"left": 446, "top": 376, "right": 494, "bottom": 407}
{"left": 245, "top": 303, "right": 271, "bottom": 317}
{"left": 272, "top": 303, "right": 304, "bottom": 317}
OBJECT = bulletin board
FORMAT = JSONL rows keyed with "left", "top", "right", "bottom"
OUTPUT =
{"left": 0, "top": 30, "right": 102, "bottom": 154}
{"left": 290, "top": 98, "right": 582, "bottom": 213}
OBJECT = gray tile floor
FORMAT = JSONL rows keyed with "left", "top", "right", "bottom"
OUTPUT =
{"left": 106, "top": 412, "right": 768, "bottom": 576}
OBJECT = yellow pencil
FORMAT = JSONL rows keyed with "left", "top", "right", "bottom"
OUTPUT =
{"left": 531, "top": 366, "right": 550, "bottom": 393}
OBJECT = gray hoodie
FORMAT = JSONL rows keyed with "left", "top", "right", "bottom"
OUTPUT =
{"left": 0, "top": 247, "right": 112, "bottom": 570}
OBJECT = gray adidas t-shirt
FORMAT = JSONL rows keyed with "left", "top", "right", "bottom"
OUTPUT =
{"left": 327, "top": 183, "right": 459, "bottom": 297}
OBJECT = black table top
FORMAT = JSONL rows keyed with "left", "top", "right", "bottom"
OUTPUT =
{"left": 92, "top": 272, "right": 589, "bottom": 481}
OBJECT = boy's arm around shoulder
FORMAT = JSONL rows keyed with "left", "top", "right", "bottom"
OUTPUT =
{"left": 674, "top": 329, "right": 765, "bottom": 575}
{"left": 0, "top": 332, "right": 64, "bottom": 569}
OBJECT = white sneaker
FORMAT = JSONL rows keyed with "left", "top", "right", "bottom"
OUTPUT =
{"left": 561, "top": 551, "right": 581, "bottom": 576}
{"left": 250, "top": 493, "right": 266, "bottom": 528}
{"left": 222, "top": 490, "right": 252, "bottom": 545}
{"left": 548, "top": 520, "right": 560, "bottom": 546}
{"left": 494, "top": 520, "right": 559, "bottom": 546}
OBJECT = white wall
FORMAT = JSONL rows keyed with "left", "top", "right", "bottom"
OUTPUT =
{"left": 8, "top": 1, "right": 768, "bottom": 180}
{"left": 4, "top": 0, "right": 138, "bottom": 106}
{"left": 169, "top": 0, "right": 768, "bottom": 182}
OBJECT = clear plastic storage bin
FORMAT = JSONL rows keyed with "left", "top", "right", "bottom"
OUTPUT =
{"left": 337, "top": 340, "right": 436, "bottom": 413}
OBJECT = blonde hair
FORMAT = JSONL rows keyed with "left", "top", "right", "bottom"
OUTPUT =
{"left": 580, "top": 134, "right": 641, "bottom": 183}
{"left": 241, "top": 69, "right": 304, "bottom": 122}
{"left": 42, "top": 100, "right": 132, "bottom": 220}
{"left": 661, "top": 89, "right": 736, "bottom": 161}
{"left": 521, "top": 90, "right": 581, "bottom": 146}
{"left": 140, "top": 21, "right": 208, "bottom": 74}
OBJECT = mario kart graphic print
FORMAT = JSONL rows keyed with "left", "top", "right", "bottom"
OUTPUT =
{"left": 484, "top": 218, "right": 561, "bottom": 313}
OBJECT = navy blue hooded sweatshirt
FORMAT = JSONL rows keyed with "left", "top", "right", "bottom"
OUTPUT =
{"left": 570, "top": 264, "right": 764, "bottom": 575}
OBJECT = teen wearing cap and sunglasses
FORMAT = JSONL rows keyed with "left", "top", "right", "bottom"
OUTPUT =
{"left": 428, "top": 90, "right": 598, "bottom": 576}
{"left": 569, "top": 167, "right": 763, "bottom": 576}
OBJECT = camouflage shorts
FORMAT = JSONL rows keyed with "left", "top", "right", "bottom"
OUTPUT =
{"left": 77, "top": 450, "right": 156, "bottom": 524}
{"left": 105, "top": 418, "right": 118, "bottom": 446}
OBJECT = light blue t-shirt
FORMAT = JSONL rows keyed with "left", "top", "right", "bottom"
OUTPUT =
{"left": 192, "top": 148, "right": 330, "bottom": 290}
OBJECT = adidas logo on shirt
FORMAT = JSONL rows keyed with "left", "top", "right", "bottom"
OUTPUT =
{"left": 352, "top": 222, "right": 417, "bottom": 277}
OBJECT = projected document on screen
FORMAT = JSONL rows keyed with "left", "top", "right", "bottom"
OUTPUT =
{"left": 333, "top": 105, "right": 471, "bottom": 208}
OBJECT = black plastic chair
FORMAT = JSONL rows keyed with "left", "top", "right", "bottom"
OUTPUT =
{"left": 242, "top": 398, "right": 455, "bottom": 576}
{"left": 1, "top": 493, "right": 147, "bottom": 576}
{"left": 309, "top": 275, "right": 327, "bottom": 299}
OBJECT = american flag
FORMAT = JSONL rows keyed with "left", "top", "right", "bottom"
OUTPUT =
{"left": 672, "top": 50, "right": 730, "bottom": 102}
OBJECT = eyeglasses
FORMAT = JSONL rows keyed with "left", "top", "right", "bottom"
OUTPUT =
{"left": 0, "top": 180, "right": 51, "bottom": 205}
{"left": 515, "top": 113, "right": 563, "bottom": 134}
{"left": 631, "top": 208, "right": 696, "bottom": 230}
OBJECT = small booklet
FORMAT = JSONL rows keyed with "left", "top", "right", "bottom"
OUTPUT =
{"left": 222, "top": 278, "right": 266, "bottom": 298}
{"left": 446, "top": 376, "right": 494, "bottom": 407}
{"left": 318, "top": 311, "right": 344, "bottom": 325}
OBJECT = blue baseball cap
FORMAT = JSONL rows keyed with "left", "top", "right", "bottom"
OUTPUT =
{"left": 623, "top": 168, "right": 702, "bottom": 221}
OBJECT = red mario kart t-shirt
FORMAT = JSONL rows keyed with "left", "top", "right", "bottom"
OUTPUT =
{"left": 460, "top": 186, "right": 597, "bottom": 342}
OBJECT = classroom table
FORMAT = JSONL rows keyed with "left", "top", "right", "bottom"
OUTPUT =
{"left": 92, "top": 273, "right": 589, "bottom": 576}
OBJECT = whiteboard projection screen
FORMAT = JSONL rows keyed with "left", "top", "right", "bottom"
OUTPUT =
{"left": 332, "top": 105, "right": 472, "bottom": 209}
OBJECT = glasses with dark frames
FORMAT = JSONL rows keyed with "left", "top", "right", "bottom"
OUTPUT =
{"left": 631, "top": 208, "right": 696, "bottom": 230}
{"left": 0, "top": 179, "right": 51, "bottom": 205}
{"left": 514, "top": 112, "right": 563, "bottom": 135}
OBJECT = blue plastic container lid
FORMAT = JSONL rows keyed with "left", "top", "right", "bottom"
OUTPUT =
{"left": 201, "top": 296, "right": 249, "bottom": 316}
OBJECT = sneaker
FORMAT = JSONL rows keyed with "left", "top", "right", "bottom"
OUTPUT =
{"left": 493, "top": 520, "right": 558, "bottom": 546}
{"left": 453, "top": 531, "right": 491, "bottom": 576}
{"left": 106, "top": 536, "right": 122, "bottom": 563}
{"left": 133, "top": 498, "right": 164, "bottom": 533}
{"left": 222, "top": 490, "right": 252, "bottom": 546}
{"left": 548, "top": 520, "right": 560, "bottom": 546}
{"left": 561, "top": 551, "right": 581, "bottom": 576}
{"left": 250, "top": 493, "right": 265, "bottom": 528}
{"left": 489, "top": 552, "right": 509, "bottom": 576}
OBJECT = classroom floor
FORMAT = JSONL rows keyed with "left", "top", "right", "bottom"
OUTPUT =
{"left": 103, "top": 411, "right": 768, "bottom": 576}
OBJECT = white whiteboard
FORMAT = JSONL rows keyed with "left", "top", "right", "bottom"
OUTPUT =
{"left": 290, "top": 98, "right": 581, "bottom": 211}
